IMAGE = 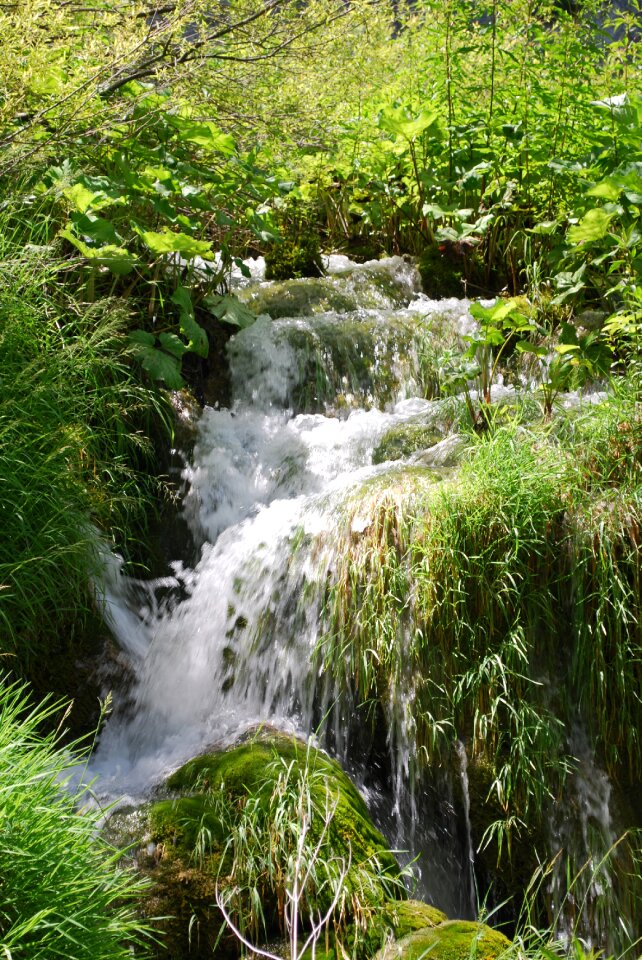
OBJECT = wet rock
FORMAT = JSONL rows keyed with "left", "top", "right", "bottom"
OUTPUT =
{"left": 414, "top": 435, "right": 468, "bottom": 468}
{"left": 240, "top": 257, "right": 422, "bottom": 319}
{"left": 373, "top": 424, "right": 444, "bottom": 464}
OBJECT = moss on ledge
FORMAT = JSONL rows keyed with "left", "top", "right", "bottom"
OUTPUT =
{"left": 383, "top": 900, "right": 449, "bottom": 937}
{"left": 376, "top": 920, "right": 511, "bottom": 960}
{"left": 372, "top": 424, "right": 444, "bottom": 464}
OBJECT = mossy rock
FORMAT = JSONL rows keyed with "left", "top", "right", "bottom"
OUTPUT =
{"left": 139, "top": 732, "right": 403, "bottom": 957}
{"left": 373, "top": 424, "right": 444, "bottom": 464}
{"left": 383, "top": 900, "right": 449, "bottom": 938}
{"left": 240, "top": 267, "right": 417, "bottom": 320}
{"left": 159, "top": 732, "right": 400, "bottom": 879}
{"left": 377, "top": 920, "right": 511, "bottom": 960}
{"left": 239, "top": 277, "right": 359, "bottom": 318}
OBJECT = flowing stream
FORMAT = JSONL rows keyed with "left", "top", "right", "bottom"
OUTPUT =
{"left": 91, "top": 256, "right": 631, "bottom": 940}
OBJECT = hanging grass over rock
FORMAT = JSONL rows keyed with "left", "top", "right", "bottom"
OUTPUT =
{"left": 317, "top": 392, "right": 642, "bottom": 943}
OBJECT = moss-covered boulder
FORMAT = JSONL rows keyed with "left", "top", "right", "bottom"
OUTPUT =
{"left": 373, "top": 425, "right": 444, "bottom": 464}
{"left": 243, "top": 278, "right": 359, "bottom": 318}
{"left": 383, "top": 900, "right": 448, "bottom": 938}
{"left": 153, "top": 731, "right": 400, "bottom": 879}
{"left": 240, "top": 262, "right": 420, "bottom": 320}
{"left": 376, "top": 920, "right": 511, "bottom": 960}
{"left": 113, "top": 731, "right": 403, "bottom": 958}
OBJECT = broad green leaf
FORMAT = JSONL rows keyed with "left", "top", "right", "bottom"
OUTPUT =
{"left": 70, "top": 213, "right": 119, "bottom": 245}
{"left": 63, "top": 184, "right": 106, "bottom": 214}
{"left": 515, "top": 341, "right": 548, "bottom": 357}
{"left": 422, "top": 203, "right": 447, "bottom": 220}
{"left": 568, "top": 208, "right": 614, "bottom": 244}
{"left": 59, "top": 229, "right": 137, "bottom": 275}
{"left": 378, "top": 106, "right": 440, "bottom": 142}
{"left": 589, "top": 166, "right": 642, "bottom": 205}
{"left": 205, "top": 294, "right": 256, "bottom": 329}
{"left": 139, "top": 229, "right": 214, "bottom": 258}
{"left": 588, "top": 180, "right": 622, "bottom": 202}
{"left": 133, "top": 341, "right": 184, "bottom": 389}
{"left": 159, "top": 332, "right": 188, "bottom": 359}
{"left": 168, "top": 117, "right": 236, "bottom": 155}
{"left": 555, "top": 344, "right": 580, "bottom": 354}
{"left": 171, "top": 287, "right": 208, "bottom": 358}
{"left": 128, "top": 330, "right": 155, "bottom": 347}
{"left": 530, "top": 220, "right": 559, "bottom": 236}
{"left": 469, "top": 302, "right": 495, "bottom": 323}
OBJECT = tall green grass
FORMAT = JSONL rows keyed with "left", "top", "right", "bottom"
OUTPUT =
{"left": 0, "top": 678, "right": 149, "bottom": 959}
{"left": 0, "top": 218, "right": 170, "bottom": 676}
{"left": 318, "top": 385, "right": 642, "bottom": 943}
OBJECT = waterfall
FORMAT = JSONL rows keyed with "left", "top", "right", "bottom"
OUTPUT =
{"left": 455, "top": 740, "right": 477, "bottom": 919}
{"left": 88, "top": 255, "right": 637, "bottom": 947}
{"left": 91, "top": 258, "right": 471, "bottom": 794}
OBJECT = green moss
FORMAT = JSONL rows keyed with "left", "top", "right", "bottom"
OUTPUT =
{"left": 373, "top": 425, "right": 444, "bottom": 464}
{"left": 138, "top": 732, "right": 404, "bottom": 957}
{"left": 244, "top": 278, "right": 358, "bottom": 318}
{"left": 377, "top": 921, "right": 511, "bottom": 960}
{"left": 241, "top": 268, "right": 417, "bottom": 321}
{"left": 149, "top": 796, "right": 227, "bottom": 852}
{"left": 163, "top": 732, "right": 399, "bottom": 877}
{"left": 383, "top": 900, "right": 449, "bottom": 937}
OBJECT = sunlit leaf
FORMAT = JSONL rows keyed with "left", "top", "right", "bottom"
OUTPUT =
{"left": 378, "top": 106, "right": 441, "bottom": 142}
{"left": 568, "top": 208, "right": 614, "bottom": 244}
{"left": 139, "top": 229, "right": 214, "bottom": 258}
{"left": 205, "top": 294, "right": 256, "bottom": 329}
{"left": 59, "top": 229, "right": 137, "bottom": 275}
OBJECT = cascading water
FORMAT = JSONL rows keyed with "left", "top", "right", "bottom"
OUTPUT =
{"left": 90, "top": 255, "right": 635, "bottom": 943}
{"left": 455, "top": 740, "right": 477, "bottom": 918}
{"left": 91, "top": 255, "right": 478, "bottom": 915}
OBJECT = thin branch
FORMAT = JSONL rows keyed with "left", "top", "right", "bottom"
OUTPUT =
{"left": 215, "top": 888, "right": 283, "bottom": 960}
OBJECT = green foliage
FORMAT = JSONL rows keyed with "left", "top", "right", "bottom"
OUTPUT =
{"left": 265, "top": 202, "right": 323, "bottom": 281}
{"left": 0, "top": 226, "right": 169, "bottom": 675}
{"left": 0, "top": 679, "right": 149, "bottom": 959}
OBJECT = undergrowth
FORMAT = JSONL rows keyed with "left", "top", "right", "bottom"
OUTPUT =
{"left": 0, "top": 678, "right": 150, "bottom": 959}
